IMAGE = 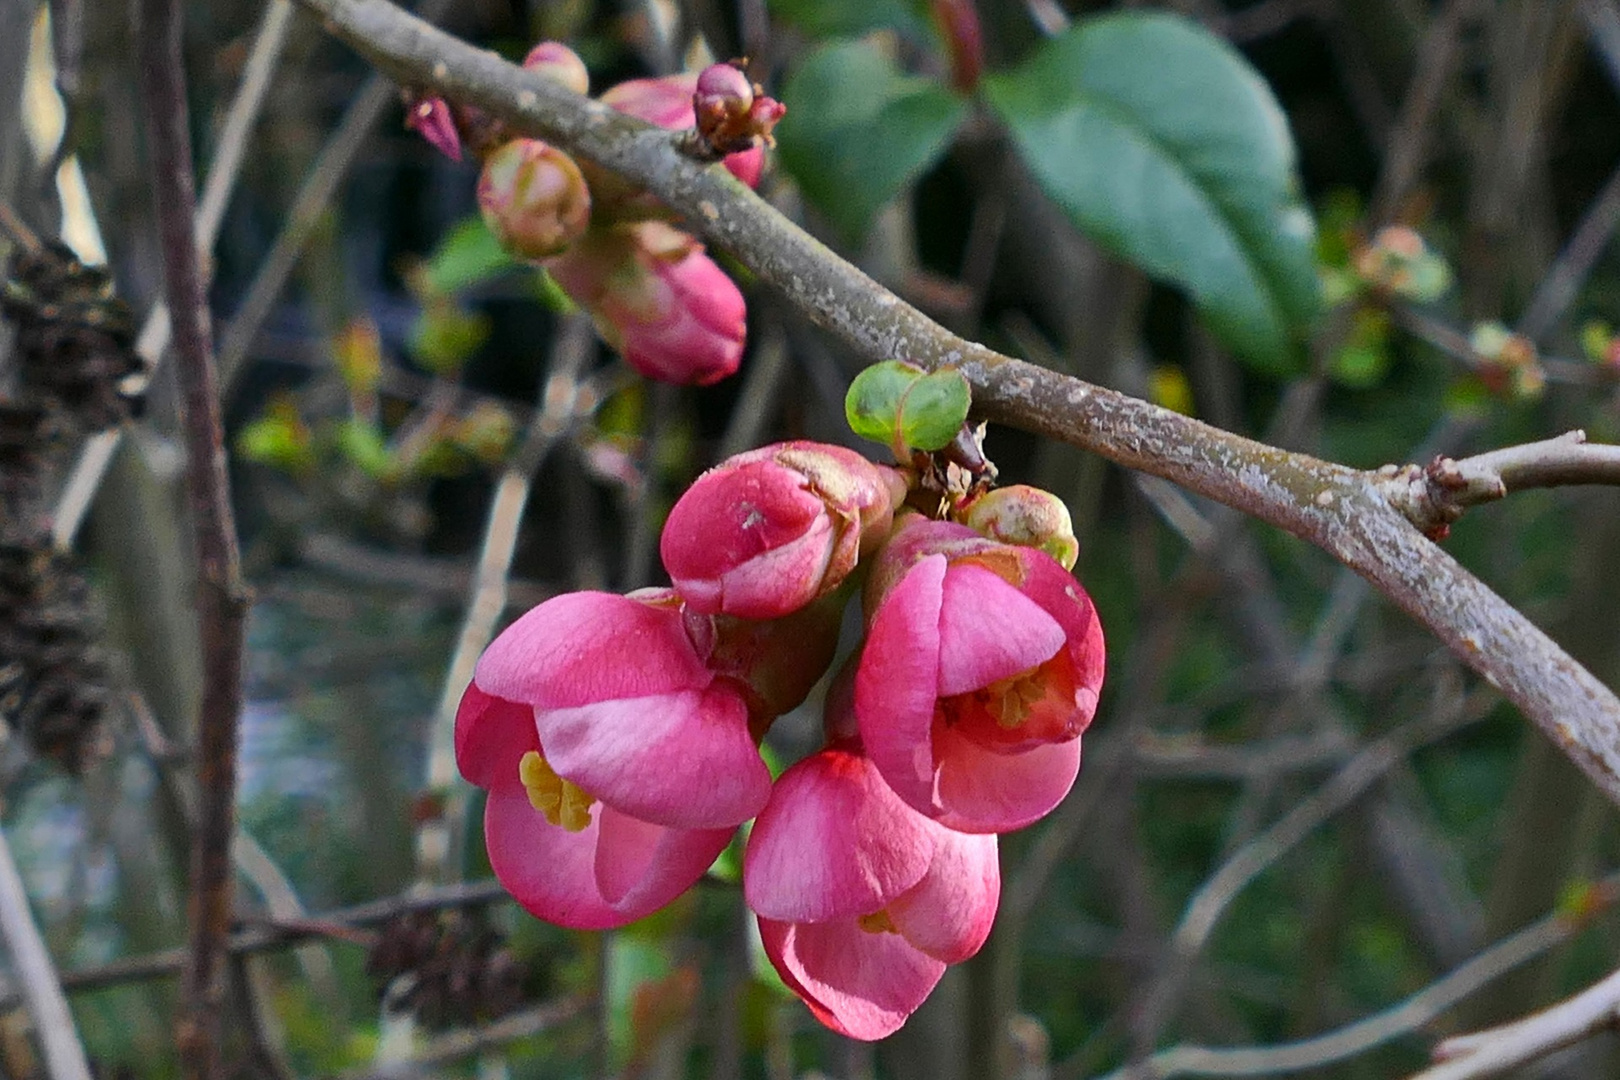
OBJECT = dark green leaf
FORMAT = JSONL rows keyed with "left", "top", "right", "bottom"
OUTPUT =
{"left": 985, "top": 13, "right": 1320, "bottom": 372}
{"left": 767, "top": 0, "right": 928, "bottom": 40}
{"left": 778, "top": 40, "right": 968, "bottom": 241}
{"left": 897, "top": 368, "right": 971, "bottom": 451}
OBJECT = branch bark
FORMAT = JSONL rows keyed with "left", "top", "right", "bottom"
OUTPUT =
{"left": 289, "top": 0, "right": 1620, "bottom": 808}
{"left": 134, "top": 0, "right": 251, "bottom": 1077}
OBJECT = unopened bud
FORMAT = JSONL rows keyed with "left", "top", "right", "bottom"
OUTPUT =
{"left": 404, "top": 95, "right": 462, "bottom": 161}
{"left": 956, "top": 485, "right": 1079, "bottom": 570}
{"left": 694, "top": 63, "right": 785, "bottom": 157}
{"left": 478, "top": 139, "right": 591, "bottom": 260}
{"left": 523, "top": 42, "right": 590, "bottom": 95}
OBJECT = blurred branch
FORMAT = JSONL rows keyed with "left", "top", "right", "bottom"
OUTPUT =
{"left": 416, "top": 314, "right": 595, "bottom": 884}
{"left": 1382, "top": 430, "right": 1620, "bottom": 538}
{"left": 293, "top": 0, "right": 1620, "bottom": 809}
{"left": 1415, "top": 965, "right": 1620, "bottom": 1079}
{"left": 0, "top": 826, "right": 93, "bottom": 1080}
{"left": 52, "top": 0, "right": 294, "bottom": 552}
{"left": 134, "top": 0, "right": 251, "bottom": 1075}
{"left": 1091, "top": 874, "right": 1620, "bottom": 1080}
{"left": 335, "top": 997, "right": 587, "bottom": 1080}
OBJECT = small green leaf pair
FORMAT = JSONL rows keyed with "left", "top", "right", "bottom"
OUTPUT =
{"left": 845, "top": 361, "right": 971, "bottom": 458}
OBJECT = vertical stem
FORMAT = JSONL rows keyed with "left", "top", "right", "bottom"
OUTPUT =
{"left": 0, "top": 825, "right": 92, "bottom": 1080}
{"left": 133, "top": 0, "right": 250, "bottom": 1076}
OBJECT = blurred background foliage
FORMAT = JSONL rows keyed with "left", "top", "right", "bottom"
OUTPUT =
{"left": 6, "top": 0, "right": 1620, "bottom": 1076}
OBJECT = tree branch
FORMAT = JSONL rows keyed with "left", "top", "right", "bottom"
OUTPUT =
{"left": 1411, "top": 965, "right": 1620, "bottom": 1080}
{"left": 134, "top": 0, "right": 251, "bottom": 1076}
{"left": 1381, "top": 430, "right": 1620, "bottom": 537}
{"left": 288, "top": 0, "right": 1620, "bottom": 808}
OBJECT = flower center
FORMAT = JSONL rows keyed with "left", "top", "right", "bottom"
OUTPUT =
{"left": 518, "top": 750, "right": 596, "bottom": 832}
{"left": 857, "top": 909, "right": 898, "bottom": 935}
{"left": 936, "top": 652, "right": 1084, "bottom": 754}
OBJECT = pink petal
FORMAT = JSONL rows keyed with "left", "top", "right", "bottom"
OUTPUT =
{"left": 593, "top": 806, "right": 734, "bottom": 907}
{"left": 536, "top": 686, "right": 770, "bottom": 829}
{"left": 936, "top": 563, "right": 1065, "bottom": 696}
{"left": 856, "top": 556, "right": 948, "bottom": 813}
{"left": 758, "top": 917, "right": 945, "bottom": 1041}
{"left": 743, "top": 749, "right": 935, "bottom": 923}
{"left": 705, "top": 521, "right": 834, "bottom": 618}
{"left": 475, "top": 592, "right": 711, "bottom": 708}
{"left": 932, "top": 728, "right": 1082, "bottom": 833}
{"left": 454, "top": 684, "right": 538, "bottom": 789}
{"left": 485, "top": 780, "right": 726, "bottom": 929}
{"left": 1020, "top": 554, "right": 1108, "bottom": 715}
{"left": 888, "top": 828, "right": 1000, "bottom": 963}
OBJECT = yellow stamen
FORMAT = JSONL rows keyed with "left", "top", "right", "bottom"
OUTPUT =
{"left": 857, "top": 909, "right": 898, "bottom": 935}
{"left": 518, "top": 750, "right": 596, "bottom": 832}
{"left": 984, "top": 669, "right": 1046, "bottom": 729}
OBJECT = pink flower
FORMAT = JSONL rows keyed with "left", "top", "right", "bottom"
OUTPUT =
{"left": 744, "top": 744, "right": 999, "bottom": 1040}
{"left": 546, "top": 222, "right": 745, "bottom": 385}
{"left": 855, "top": 517, "right": 1105, "bottom": 833}
{"left": 661, "top": 441, "right": 904, "bottom": 619}
{"left": 455, "top": 589, "right": 773, "bottom": 927}
{"left": 477, "top": 139, "right": 591, "bottom": 260}
{"left": 601, "top": 74, "right": 764, "bottom": 188}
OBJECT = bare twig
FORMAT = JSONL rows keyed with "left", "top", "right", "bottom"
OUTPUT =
{"left": 1515, "top": 154, "right": 1620, "bottom": 343}
{"left": 416, "top": 314, "right": 595, "bottom": 883}
{"left": 1092, "top": 874, "right": 1620, "bottom": 1080}
{"left": 51, "top": 0, "right": 294, "bottom": 552}
{"left": 292, "top": 0, "right": 1620, "bottom": 809}
{"left": 1381, "top": 430, "right": 1620, "bottom": 537}
{"left": 0, "top": 826, "right": 93, "bottom": 1080}
{"left": 1413, "top": 965, "right": 1620, "bottom": 1079}
{"left": 336, "top": 997, "right": 587, "bottom": 1080}
{"left": 134, "top": 0, "right": 251, "bottom": 1074}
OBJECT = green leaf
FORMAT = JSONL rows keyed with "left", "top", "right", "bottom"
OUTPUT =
{"left": 898, "top": 368, "right": 971, "bottom": 451}
{"left": 767, "top": 0, "right": 928, "bottom": 40}
{"left": 333, "top": 419, "right": 393, "bottom": 479}
{"left": 845, "top": 361, "right": 971, "bottom": 454}
{"left": 846, "top": 360, "right": 922, "bottom": 449}
{"left": 985, "top": 12, "right": 1320, "bottom": 373}
{"left": 421, "top": 216, "right": 519, "bottom": 295}
{"left": 778, "top": 40, "right": 968, "bottom": 241}
{"left": 409, "top": 304, "right": 491, "bottom": 375}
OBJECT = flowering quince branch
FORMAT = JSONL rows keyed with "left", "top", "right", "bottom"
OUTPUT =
{"left": 289, "top": 0, "right": 1620, "bottom": 809}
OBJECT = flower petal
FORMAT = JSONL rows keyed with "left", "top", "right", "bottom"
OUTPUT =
{"left": 744, "top": 749, "right": 935, "bottom": 922}
{"left": 856, "top": 555, "right": 948, "bottom": 814}
{"left": 594, "top": 806, "right": 733, "bottom": 907}
{"left": 936, "top": 563, "right": 1065, "bottom": 696}
{"left": 1020, "top": 553, "right": 1107, "bottom": 724}
{"left": 483, "top": 779, "right": 621, "bottom": 929}
{"left": 932, "top": 727, "right": 1082, "bottom": 833}
{"left": 475, "top": 592, "right": 711, "bottom": 709}
{"left": 454, "top": 684, "right": 538, "bottom": 789}
{"left": 537, "top": 686, "right": 769, "bottom": 829}
{"left": 888, "top": 828, "right": 1000, "bottom": 963}
{"left": 758, "top": 917, "right": 945, "bottom": 1041}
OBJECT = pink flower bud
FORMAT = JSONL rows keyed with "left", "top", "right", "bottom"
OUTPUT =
{"left": 956, "top": 485, "right": 1079, "bottom": 570}
{"left": 522, "top": 41, "right": 590, "bottom": 95}
{"left": 600, "top": 74, "right": 764, "bottom": 188}
{"left": 546, "top": 222, "right": 746, "bottom": 385}
{"left": 478, "top": 139, "right": 591, "bottom": 260}
{"left": 404, "top": 95, "right": 462, "bottom": 161}
{"left": 929, "top": 0, "right": 984, "bottom": 93}
{"left": 661, "top": 441, "right": 905, "bottom": 619}
{"left": 692, "top": 63, "right": 784, "bottom": 157}
{"left": 855, "top": 517, "right": 1106, "bottom": 833}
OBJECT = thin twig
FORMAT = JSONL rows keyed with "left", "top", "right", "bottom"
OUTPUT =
{"left": 1381, "top": 430, "right": 1620, "bottom": 537}
{"left": 134, "top": 0, "right": 251, "bottom": 1075}
{"left": 294, "top": 0, "right": 1620, "bottom": 811}
{"left": 1090, "top": 874, "right": 1620, "bottom": 1079}
{"left": 336, "top": 997, "right": 587, "bottom": 1080}
{"left": 416, "top": 314, "right": 595, "bottom": 883}
{"left": 1516, "top": 154, "right": 1620, "bottom": 343}
{"left": 1412, "top": 965, "right": 1620, "bottom": 1079}
{"left": 0, "top": 825, "right": 93, "bottom": 1080}
{"left": 51, "top": 0, "right": 295, "bottom": 552}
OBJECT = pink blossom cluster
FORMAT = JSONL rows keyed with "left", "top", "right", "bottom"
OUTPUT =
{"left": 407, "top": 45, "right": 783, "bottom": 387}
{"left": 456, "top": 443, "right": 1105, "bottom": 1039}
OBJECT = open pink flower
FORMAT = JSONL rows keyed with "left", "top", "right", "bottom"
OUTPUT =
{"left": 546, "top": 222, "right": 745, "bottom": 385}
{"left": 455, "top": 589, "right": 773, "bottom": 927}
{"left": 661, "top": 442, "right": 904, "bottom": 619}
{"left": 856, "top": 517, "right": 1105, "bottom": 833}
{"left": 744, "top": 745, "right": 999, "bottom": 1040}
